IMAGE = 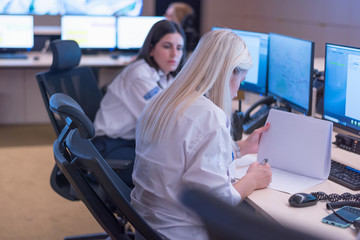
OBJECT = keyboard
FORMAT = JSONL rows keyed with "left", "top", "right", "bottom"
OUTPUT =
{"left": 329, "top": 160, "right": 360, "bottom": 190}
{"left": 0, "top": 53, "right": 28, "bottom": 59}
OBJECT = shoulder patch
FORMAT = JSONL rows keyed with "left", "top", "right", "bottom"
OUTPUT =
{"left": 143, "top": 86, "right": 160, "bottom": 100}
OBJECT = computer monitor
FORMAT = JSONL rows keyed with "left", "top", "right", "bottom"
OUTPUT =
{"left": 212, "top": 27, "right": 269, "bottom": 95}
{"left": 267, "top": 33, "right": 314, "bottom": 115}
{"left": 61, "top": 0, "right": 143, "bottom": 16}
{"left": 61, "top": 15, "right": 116, "bottom": 50}
{"left": 116, "top": 16, "right": 165, "bottom": 50}
{"left": 212, "top": 27, "right": 268, "bottom": 95}
{"left": 0, "top": 15, "right": 34, "bottom": 51}
{"left": 0, "top": 0, "right": 143, "bottom": 16}
{"left": 323, "top": 43, "right": 360, "bottom": 138}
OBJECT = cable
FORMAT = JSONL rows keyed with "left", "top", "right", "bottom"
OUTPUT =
{"left": 327, "top": 203, "right": 353, "bottom": 224}
{"left": 326, "top": 201, "right": 360, "bottom": 210}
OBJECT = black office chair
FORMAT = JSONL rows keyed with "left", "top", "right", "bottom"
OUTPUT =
{"left": 36, "top": 40, "right": 132, "bottom": 200}
{"left": 50, "top": 92, "right": 163, "bottom": 240}
{"left": 181, "top": 188, "right": 325, "bottom": 240}
{"left": 36, "top": 39, "right": 102, "bottom": 136}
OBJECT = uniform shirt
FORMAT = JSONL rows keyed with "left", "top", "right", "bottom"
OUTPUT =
{"left": 94, "top": 59, "right": 174, "bottom": 140}
{"left": 131, "top": 95, "right": 241, "bottom": 240}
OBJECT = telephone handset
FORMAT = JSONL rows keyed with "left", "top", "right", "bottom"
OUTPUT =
{"left": 242, "top": 96, "right": 276, "bottom": 134}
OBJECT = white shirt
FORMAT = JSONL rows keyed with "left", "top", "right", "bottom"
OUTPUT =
{"left": 94, "top": 59, "right": 174, "bottom": 140}
{"left": 131, "top": 96, "right": 241, "bottom": 240}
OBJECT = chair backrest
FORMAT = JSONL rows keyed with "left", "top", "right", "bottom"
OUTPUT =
{"left": 51, "top": 93, "right": 162, "bottom": 240}
{"left": 181, "top": 188, "right": 325, "bottom": 240}
{"left": 36, "top": 39, "right": 103, "bottom": 136}
{"left": 36, "top": 39, "right": 104, "bottom": 201}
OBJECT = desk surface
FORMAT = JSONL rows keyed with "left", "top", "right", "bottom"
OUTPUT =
{"left": 0, "top": 52, "right": 135, "bottom": 68}
{"left": 1, "top": 54, "right": 323, "bottom": 70}
{"left": 244, "top": 139, "right": 360, "bottom": 240}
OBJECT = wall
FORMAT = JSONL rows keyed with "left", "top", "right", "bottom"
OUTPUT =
{"left": 143, "top": 0, "right": 155, "bottom": 16}
{"left": 201, "top": 0, "right": 360, "bottom": 57}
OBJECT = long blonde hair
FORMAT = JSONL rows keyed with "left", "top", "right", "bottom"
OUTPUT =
{"left": 138, "top": 29, "right": 252, "bottom": 142}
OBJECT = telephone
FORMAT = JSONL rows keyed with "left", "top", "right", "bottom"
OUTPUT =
{"left": 242, "top": 96, "right": 276, "bottom": 134}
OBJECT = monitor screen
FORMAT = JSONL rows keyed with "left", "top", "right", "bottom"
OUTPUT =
{"left": 323, "top": 43, "right": 360, "bottom": 137}
{"left": 61, "top": 15, "right": 116, "bottom": 50}
{"left": 267, "top": 33, "right": 314, "bottom": 115}
{"left": 116, "top": 16, "right": 165, "bottom": 50}
{"left": 0, "top": 15, "right": 34, "bottom": 50}
{"left": 212, "top": 27, "right": 269, "bottom": 95}
{"left": 0, "top": 0, "right": 143, "bottom": 16}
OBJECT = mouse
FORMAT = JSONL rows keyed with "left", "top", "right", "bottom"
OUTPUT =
{"left": 288, "top": 192, "right": 318, "bottom": 207}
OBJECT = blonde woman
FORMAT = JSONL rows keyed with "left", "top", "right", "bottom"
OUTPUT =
{"left": 164, "top": 2, "right": 194, "bottom": 25}
{"left": 131, "top": 29, "right": 272, "bottom": 240}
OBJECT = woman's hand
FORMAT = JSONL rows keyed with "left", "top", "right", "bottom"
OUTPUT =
{"left": 237, "top": 123, "right": 270, "bottom": 156}
{"left": 246, "top": 161, "right": 272, "bottom": 189}
{"left": 233, "top": 161, "right": 272, "bottom": 198}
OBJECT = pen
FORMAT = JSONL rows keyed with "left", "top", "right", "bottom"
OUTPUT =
{"left": 261, "top": 158, "right": 268, "bottom": 165}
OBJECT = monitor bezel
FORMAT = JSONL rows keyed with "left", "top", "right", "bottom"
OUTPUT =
{"left": 267, "top": 32, "right": 314, "bottom": 116}
{"left": 322, "top": 43, "right": 360, "bottom": 138}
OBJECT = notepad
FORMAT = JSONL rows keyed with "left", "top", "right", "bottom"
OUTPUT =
{"left": 236, "top": 108, "right": 333, "bottom": 194}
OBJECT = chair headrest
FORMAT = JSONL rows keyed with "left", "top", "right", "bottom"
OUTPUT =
{"left": 50, "top": 40, "right": 81, "bottom": 71}
{"left": 49, "top": 93, "right": 95, "bottom": 139}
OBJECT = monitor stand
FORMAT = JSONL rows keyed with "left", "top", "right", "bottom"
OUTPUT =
{"left": 273, "top": 104, "right": 291, "bottom": 113}
{"left": 111, "top": 49, "right": 139, "bottom": 59}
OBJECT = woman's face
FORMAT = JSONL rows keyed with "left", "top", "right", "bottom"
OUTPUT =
{"left": 230, "top": 68, "right": 248, "bottom": 99}
{"left": 150, "top": 32, "right": 184, "bottom": 75}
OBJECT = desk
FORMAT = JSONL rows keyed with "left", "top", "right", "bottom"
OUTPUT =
{"left": 0, "top": 52, "right": 134, "bottom": 124}
{"left": 0, "top": 52, "right": 135, "bottom": 68}
{"left": 232, "top": 57, "right": 357, "bottom": 239}
{"left": 243, "top": 137, "right": 360, "bottom": 240}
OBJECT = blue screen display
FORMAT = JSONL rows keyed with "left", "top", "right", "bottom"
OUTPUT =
{"left": 323, "top": 44, "right": 360, "bottom": 136}
{"left": 267, "top": 33, "right": 314, "bottom": 115}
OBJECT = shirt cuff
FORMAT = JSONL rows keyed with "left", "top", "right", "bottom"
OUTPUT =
{"left": 234, "top": 142, "right": 242, "bottom": 159}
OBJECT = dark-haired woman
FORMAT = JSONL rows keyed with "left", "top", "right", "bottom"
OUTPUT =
{"left": 93, "top": 20, "right": 186, "bottom": 187}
